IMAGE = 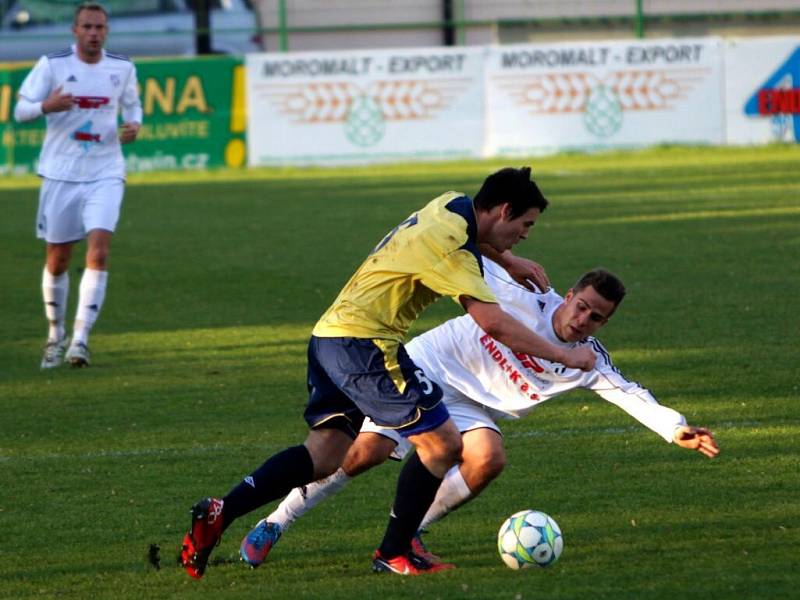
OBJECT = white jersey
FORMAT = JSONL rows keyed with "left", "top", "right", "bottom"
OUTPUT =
{"left": 14, "top": 45, "right": 142, "bottom": 182}
{"left": 406, "top": 260, "right": 686, "bottom": 442}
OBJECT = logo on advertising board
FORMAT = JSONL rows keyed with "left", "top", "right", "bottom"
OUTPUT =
{"left": 743, "top": 46, "right": 800, "bottom": 142}
{"left": 496, "top": 68, "right": 705, "bottom": 139}
{"left": 262, "top": 78, "right": 469, "bottom": 147}
{"left": 493, "top": 43, "right": 712, "bottom": 139}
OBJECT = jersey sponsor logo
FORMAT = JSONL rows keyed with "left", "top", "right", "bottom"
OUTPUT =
{"left": 514, "top": 351, "right": 545, "bottom": 373}
{"left": 479, "top": 334, "right": 540, "bottom": 401}
{"left": 67, "top": 75, "right": 78, "bottom": 82}
{"left": 73, "top": 131, "right": 101, "bottom": 143}
{"left": 73, "top": 120, "right": 101, "bottom": 150}
{"left": 74, "top": 96, "right": 111, "bottom": 109}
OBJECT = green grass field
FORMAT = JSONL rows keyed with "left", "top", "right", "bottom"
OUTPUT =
{"left": 1, "top": 145, "right": 798, "bottom": 599}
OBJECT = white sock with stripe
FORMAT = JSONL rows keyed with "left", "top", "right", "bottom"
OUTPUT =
{"left": 266, "top": 467, "right": 351, "bottom": 532}
{"left": 73, "top": 268, "right": 108, "bottom": 346}
{"left": 42, "top": 267, "right": 69, "bottom": 342}
{"left": 419, "top": 464, "right": 473, "bottom": 530}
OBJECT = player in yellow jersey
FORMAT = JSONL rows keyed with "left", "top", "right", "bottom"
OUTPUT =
{"left": 180, "top": 167, "right": 596, "bottom": 578}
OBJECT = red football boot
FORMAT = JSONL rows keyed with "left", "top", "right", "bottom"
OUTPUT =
{"left": 371, "top": 549, "right": 455, "bottom": 575}
{"left": 180, "top": 497, "right": 225, "bottom": 579}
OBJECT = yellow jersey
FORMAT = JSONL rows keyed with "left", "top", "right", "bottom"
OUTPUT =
{"left": 312, "top": 192, "right": 497, "bottom": 341}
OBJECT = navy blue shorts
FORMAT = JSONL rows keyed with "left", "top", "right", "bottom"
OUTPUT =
{"left": 304, "top": 336, "right": 449, "bottom": 438}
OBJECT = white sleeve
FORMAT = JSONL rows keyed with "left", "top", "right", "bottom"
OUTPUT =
{"left": 120, "top": 63, "right": 143, "bottom": 124}
{"left": 482, "top": 259, "right": 545, "bottom": 320}
{"left": 14, "top": 56, "right": 51, "bottom": 122}
{"left": 586, "top": 339, "right": 686, "bottom": 442}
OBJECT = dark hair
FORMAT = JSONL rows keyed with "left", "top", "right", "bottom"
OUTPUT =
{"left": 74, "top": 2, "right": 108, "bottom": 24}
{"left": 573, "top": 269, "right": 627, "bottom": 308}
{"left": 473, "top": 166, "right": 549, "bottom": 219}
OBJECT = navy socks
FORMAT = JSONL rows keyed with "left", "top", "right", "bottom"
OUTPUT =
{"left": 221, "top": 444, "right": 315, "bottom": 530}
{"left": 378, "top": 452, "right": 443, "bottom": 558}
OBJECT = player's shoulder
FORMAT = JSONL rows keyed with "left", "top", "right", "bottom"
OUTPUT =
{"left": 45, "top": 47, "right": 74, "bottom": 60}
{"left": 104, "top": 50, "right": 132, "bottom": 63}
{"left": 424, "top": 192, "right": 477, "bottom": 241}
{"left": 584, "top": 336, "right": 614, "bottom": 369}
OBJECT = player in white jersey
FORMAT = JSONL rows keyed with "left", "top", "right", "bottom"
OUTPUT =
{"left": 240, "top": 259, "right": 719, "bottom": 567}
{"left": 14, "top": 2, "right": 142, "bottom": 368}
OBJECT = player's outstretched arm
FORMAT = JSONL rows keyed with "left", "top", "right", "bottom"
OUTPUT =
{"left": 672, "top": 425, "right": 720, "bottom": 458}
{"left": 479, "top": 246, "right": 549, "bottom": 292}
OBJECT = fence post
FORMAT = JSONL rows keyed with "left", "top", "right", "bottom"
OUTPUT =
{"left": 278, "top": 0, "right": 289, "bottom": 52}
{"left": 457, "top": 0, "right": 466, "bottom": 46}
{"left": 635, "top": 0, "right": 645, "bottom": 38}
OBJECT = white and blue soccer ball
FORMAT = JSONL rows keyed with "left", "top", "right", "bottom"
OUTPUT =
{"left": 497, "top": 509, "right": 563, "bottom": 569}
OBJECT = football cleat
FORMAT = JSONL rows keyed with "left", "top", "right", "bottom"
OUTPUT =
{"left": 65, "top": 341, "right": 91, "bottom": 367}
{"left": 371, "top": 549, "right": 455, "bottom": 575}
{"left": 411, "top": 532, "right": 442, "bottom": 564}
{"left": 180, "top": 497, "right": 225, "bottom": 579}
{"left": 240, "top": 519, "right": 282, "bottom": 568}
{"left": 41, "top": 336, "right": 69, "bottom": 369}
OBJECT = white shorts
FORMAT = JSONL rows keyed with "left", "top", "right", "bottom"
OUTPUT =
{"left": 361, "top": 385, "right": 507, "bottom": 461}
{"left": 36, "top": 177, "right": 125, "bottom": 243}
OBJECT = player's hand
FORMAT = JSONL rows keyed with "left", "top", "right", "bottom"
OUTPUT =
{"left": 673, "top": 425, "right": 719, "bottom": 458}
{"left": 502, "top": 253, "right": 550, "bottom": 292}
{"left": 119, "top": 122, "right": 141, "bottom": 144}
{"left": 42, "top": 86, "right": 74, "bottom": 113}
{"left": 560, "top": 345, "right": 595, "bottom": 372}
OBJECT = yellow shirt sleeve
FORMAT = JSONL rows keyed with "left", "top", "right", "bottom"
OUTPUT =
{"left": 421, "top": 249, "right": 497, "bottom": 305}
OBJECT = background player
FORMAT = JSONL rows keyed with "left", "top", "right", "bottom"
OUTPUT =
{"left": 241, "top": 259, "right": 720, "bottom": 565}
{"left": 14, "top": 2, "right": 142, "bottom": 368}
{"left": 180, "top": 167, "right": 597, "bottom": 578}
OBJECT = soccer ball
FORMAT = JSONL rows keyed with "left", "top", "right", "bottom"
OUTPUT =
{"left": 497, "top": 509, "right": 563, "bottom": 569}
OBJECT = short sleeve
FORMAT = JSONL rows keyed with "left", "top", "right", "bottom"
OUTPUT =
{"left": 421, "top": 249, "right": 497, "bottom": 305}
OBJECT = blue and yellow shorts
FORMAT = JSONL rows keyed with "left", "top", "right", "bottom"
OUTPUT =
{"left": 304, "top": 335, "right": 449, "bottom": 438}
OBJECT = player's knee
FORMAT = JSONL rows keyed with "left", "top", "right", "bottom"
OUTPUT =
{"left": 305, "top": 429, "right": 351, "bottom": 479}
{"left": 479, "top": 450, "right": 506, "bottom": 481}
{"left": 86, "top": 248, "right": 109, "bottom": 270}
{"left": 343, "top": 436, "right": 394, "bottom": 475}
{"left": 46, "top": 246, "right": 72, "bottom": 275}
{"left": 438, "top": 433, "right": 463, "bottom": 466}
{"left": 48, "top": 256, "right": 70, "bottom": 275}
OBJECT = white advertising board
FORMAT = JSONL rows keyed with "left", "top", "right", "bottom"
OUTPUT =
{"left": 485, "top": 39, "right": 724, "bottom": 155}
{"left": 246, "top": 47, "right": 486, "bottom": 165}
{"left": 724, "top": 36, "right": 800, "bottom": 144}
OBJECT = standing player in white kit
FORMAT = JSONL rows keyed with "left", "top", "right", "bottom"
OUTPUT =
{"left": 14, "top": 2, "right": 142, "bottom": 368}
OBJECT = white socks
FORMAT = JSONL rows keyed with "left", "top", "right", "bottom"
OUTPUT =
{"left": 42, "top": 268, "right": 69, "bottom": 342}
{"left": 264, "top": 464, "right": 474, "bottom": 536}
{"left": 72, "top": 268, "right": 108, "bottom": 346}
{"left": 419, "top": 465, "right": 473, "bottom": 531}
{"left": 267, "top": 467, "right": 352, "bottom": 532}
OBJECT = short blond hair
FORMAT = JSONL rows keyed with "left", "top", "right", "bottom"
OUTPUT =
{"left": 74, "top": 2, "right": 108, "bottom": 24}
